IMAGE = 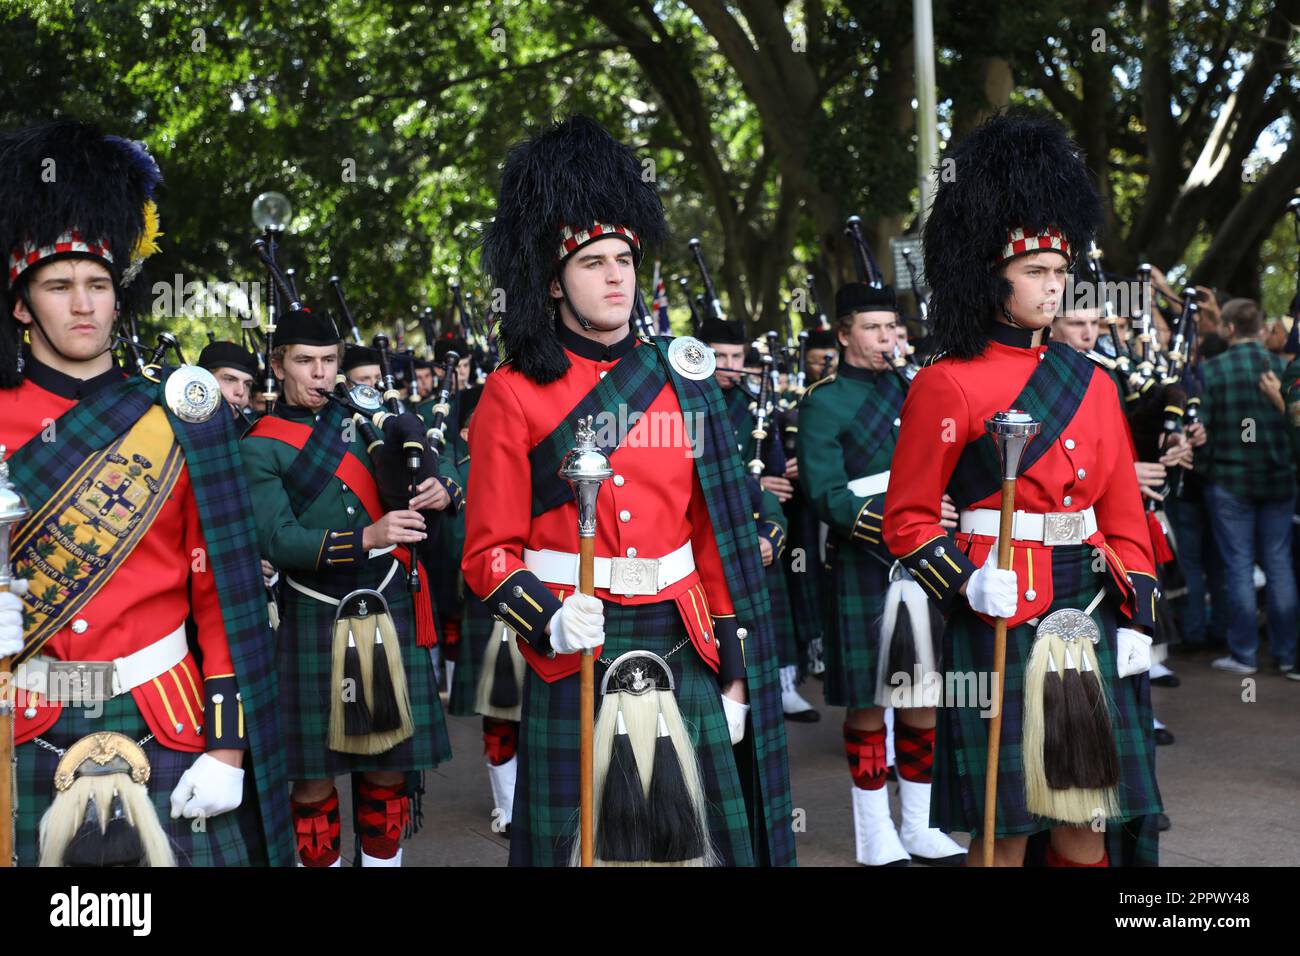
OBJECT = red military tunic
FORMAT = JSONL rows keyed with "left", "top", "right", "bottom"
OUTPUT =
{"left": 0, "top": 357, "right": 242, "bottom": 752}
{"left": 882, "top": 324, "right": 1157, "bottom": 626}
{"left": 462, "top": 326, "right": 742, "bottom": 681}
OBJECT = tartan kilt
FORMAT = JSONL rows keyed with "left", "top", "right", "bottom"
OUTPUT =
{"left": 510, "top": 599, "right": 754, "bottom": 867}
{"left": 932, "top": 543, "right": 1163, "bottom": 838}
{"left": 783, "top": 506, "right": 824, "bottom": 653}
{"left": 15, "top": 695, "right": 264, "bottom": 867}
{"left": 765, "top": 559, "right": 800, "bottom": 669}
{"left": 822, "top": 538, "right": 890, "bottom": 709}
{"left": 277, "top": 559, "right": 452, "bottom": 780}
{"left": 449, "top": 595, "right": 493, "bottom": 717}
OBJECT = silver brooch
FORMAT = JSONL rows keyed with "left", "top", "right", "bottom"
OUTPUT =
{"left": 667, "top": 336, "right": 716, "bottom": 381}
{"left": 164, "top": 366, "right": 222, "bottom": 423}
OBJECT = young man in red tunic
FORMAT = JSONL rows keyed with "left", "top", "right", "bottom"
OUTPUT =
{"left": 882, "top": 114, "right": 1163, "bottom": 867}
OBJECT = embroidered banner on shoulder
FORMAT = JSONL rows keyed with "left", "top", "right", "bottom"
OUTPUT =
{"left": 11, "top": 404, "right": 183, "bottom": 663}
{"left": 841, "top": 374, "right": 905, "bottom": 479}
{"left": 947, "top": 341, "right": 1095, "bottom": 509}
{"left": 528, "top": 341, "right": 666, "bottom": 517}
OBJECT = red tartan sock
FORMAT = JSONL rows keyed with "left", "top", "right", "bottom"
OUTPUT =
{"left": 483, "top": 717, "right": 519, "bottom": 766}
{"left": 895, "top": 721, "right": 935, "bottom": 783}
{"left": 356, "top": 780, "right": 410, "bottom": 860}
{"left": 292, "top": 790, "right": 341, "bottom": 867}
{"left": 1045, "top": 843, "right": 1108, "bottom": 867}
{"left": 843, "top": 724, "right": 888, "bottom": 791}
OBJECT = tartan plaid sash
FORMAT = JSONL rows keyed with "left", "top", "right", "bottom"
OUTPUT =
{"left": 842, "top": 374, "right": 905, "bottom": 478}
{"left": 528, "top": 341, "right": 664, "bottom": 516}
{"left": 6, "top": 369, "right": 295, "bottom": 866}
{"left": 650, "top": 337, "right": 795, "bottom": 867}
{"left": 248, "top": 404, "right": 349, "bottom": 515}
{"left": 947, "top": 342, "right": 1094, "bottom": 509}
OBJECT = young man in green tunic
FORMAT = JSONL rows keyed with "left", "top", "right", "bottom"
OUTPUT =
{"left": 797, "top": 281, "right": 965, "bottom": 866}
{"left": 241, "top": 307, "right": 452, "bottom": 867}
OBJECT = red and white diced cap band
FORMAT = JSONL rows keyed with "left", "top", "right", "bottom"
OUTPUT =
{"left": 1000, "top": 226, "right": 1070, "bottom": 263}
{"left": 555, "top": 222, "right": 640, "bottom": 263}
{"left": 8, "top": 229, "right": 113, "bottom": 287}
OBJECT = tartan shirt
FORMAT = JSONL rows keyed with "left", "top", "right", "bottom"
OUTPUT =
{"left": 1199, "top": 340, "right": 1294, "bottom": 501}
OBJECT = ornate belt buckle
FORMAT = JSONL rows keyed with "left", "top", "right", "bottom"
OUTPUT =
{"left": 608, "top": 557, "right": 661, "bottom": 596}
{"left": 1041, "top": 511, "right": 1085, "bottom": 546}
{"left": 47, "top": 661, "right": 116, "bottom": 705}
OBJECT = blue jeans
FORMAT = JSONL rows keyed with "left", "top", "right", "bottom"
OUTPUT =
{"left": 1166, "top": 494, "right": 1230, "bottom": 645}
{"left": 1204, "top": 484, "right": 1297, "bottom": 669}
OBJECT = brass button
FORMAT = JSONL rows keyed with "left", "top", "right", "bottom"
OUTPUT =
{"left": 1064, "top": 439, "right": 1076, "bottom": 450}
{"left": 613, "top": 475, "right": 625, "bottom": 487}
{"left": 934, "top": 546, "right": 945, "bottom": 557}
{"left": 497, "top": 602, "right": 509, "bottom": 614}
{"left": 512, "top": 585, "right": 524, "bottom": 597}
{"left": 70, "top": 619, "right": 88, "bottom": 634}
{"left": 626, "top": 547, "right": 638, "bottom": 558}
{"left": 1025, "top": 589, "right": 1037, "bottom": 601}
{"left": 919, "top": 559, "right": 930, "bottom": 569}
{"left": 619, "top": 510, "right": 631, "bottom": 523}
{"left": 1076, "top": 468, "right": 1086, "bottom": 480}
{"left": 1063, "top": 496, "right": 1072, "bottom": 506}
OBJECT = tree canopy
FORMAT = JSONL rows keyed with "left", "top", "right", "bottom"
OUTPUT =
{"left": 4, "top": 0, "right": 1297, "bottom": 356}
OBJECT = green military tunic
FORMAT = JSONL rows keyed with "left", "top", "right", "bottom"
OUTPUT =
{"left": 241, "top": 402, "right": 452, "bottom": 780}
{"left": 796, "top": 362, "right": 905, "bottom": 709}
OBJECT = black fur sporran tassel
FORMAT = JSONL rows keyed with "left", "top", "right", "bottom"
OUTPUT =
{"left": 648, "top": 713, "right": 705, "bottom": 863}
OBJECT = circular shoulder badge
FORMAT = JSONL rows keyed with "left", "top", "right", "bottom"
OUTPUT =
{"left": 164, "top": 365, "right": 222, "bottom": 423}
{"left": 667, "top": 335, "right": 716, "bottom": 381}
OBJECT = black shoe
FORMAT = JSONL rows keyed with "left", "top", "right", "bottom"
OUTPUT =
{"left": 1154, "top": 727, "right": 1175, "bottom": 746}
{"left": 783, "top": 707, "right": 822, "bottom": 723}
{"left": 1156, "top": 813, "right": 1171, "bottom": 832}
{"left": 1150, "top": 673, "right": 1181, "bottom": 688}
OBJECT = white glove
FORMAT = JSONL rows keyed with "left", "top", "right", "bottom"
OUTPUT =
{"left": 966, "top": 547, "right": 1018, "bottom": 619}
{"left": 0, "top": 580, "right": 30, "bottom": 658}
{"left": 169, "top": 753, "right": 245, "bottom": 820}
{"left": 546, "top": 592, "right": 605, "bottom": 655}
{"left": 1115, "top": 627, "right": 1153, "bottom": 678}
{"left": 720, "top": 693, "right": 750, "bottom": 745}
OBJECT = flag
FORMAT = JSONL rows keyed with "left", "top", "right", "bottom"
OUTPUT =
{"left": 652, "top": 260, "right": 671, "bottom": 334}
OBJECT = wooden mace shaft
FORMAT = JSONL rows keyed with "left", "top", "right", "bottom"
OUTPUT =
{"left": 578, "top": 536, "right": 595, "bottom": 868}
{"left": 982, "top": 477, "right": 1016, "bottom": 867}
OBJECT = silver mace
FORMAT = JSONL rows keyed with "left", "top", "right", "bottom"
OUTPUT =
{"left": 981, "top": 410, "right": 1039, "bottom": 867}
{"left": 558, "top": 416, "right": 612, "bottom": 867}
{"left": 0, "top": 447, "right": 31, "bottom": 868}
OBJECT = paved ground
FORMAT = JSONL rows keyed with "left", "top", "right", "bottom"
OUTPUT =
{"left": 349, "top": 644, "right": 1299, "bottom": 866}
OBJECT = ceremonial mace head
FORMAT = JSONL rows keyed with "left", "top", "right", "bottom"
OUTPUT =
{"left": 559, "top": 417, "right": 613, "bottom": 538}
{"left": 985, "top": 410, "right": 1041, "bottom": 481}
{"left": 0, "top": 448, "right": 30, "bottom": 587}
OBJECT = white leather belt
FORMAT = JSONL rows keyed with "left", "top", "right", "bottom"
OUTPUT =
{"left": 959, "top": 506, "right": 1098, "bottom": 546}
{"left": 847, "top": 470, "right": 890, "bottom": 498}
{"left": 523, "top": 540, "right": 696, "bottom": 597}
{"left": 287, "top": 559, "right": 401, "bottom": 605}
{"left": 15, "top": 623, "right": 189, "bottom": 704}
